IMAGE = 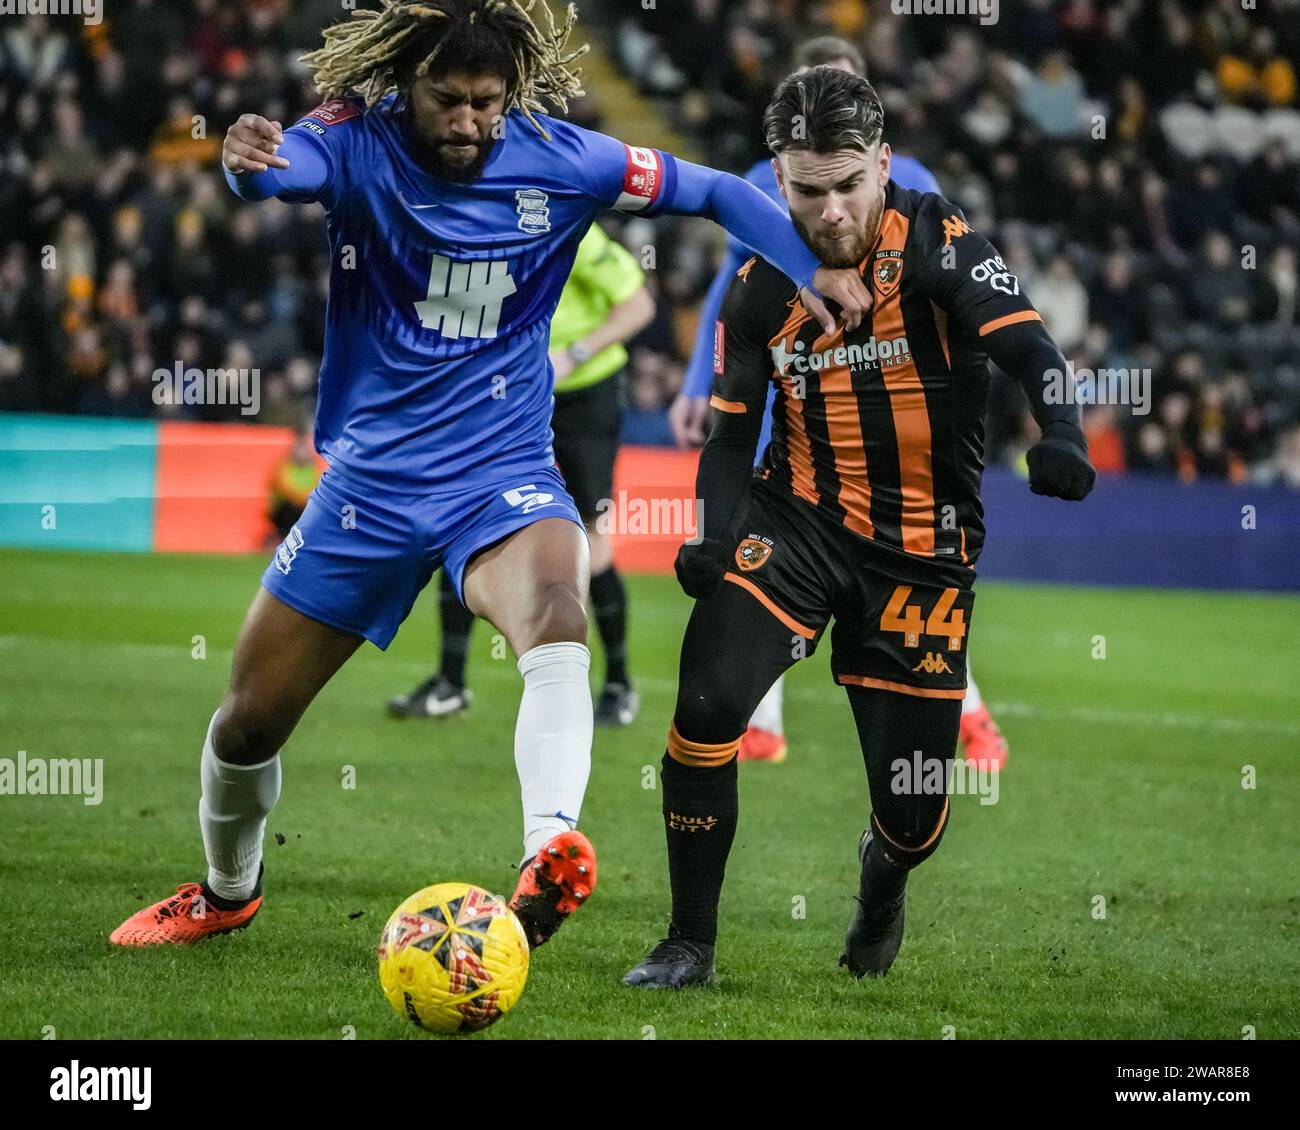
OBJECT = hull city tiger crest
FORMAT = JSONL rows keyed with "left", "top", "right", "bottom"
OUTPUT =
{"left": 736, "top": 537, "right": 772, "bottom": 571}
{"left": 873, "top": 249, "right": 903, "bottom": 298}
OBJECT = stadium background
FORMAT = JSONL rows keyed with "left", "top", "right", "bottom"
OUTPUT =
{"left": 1, "top": 1, "right": 1298, "bottom": 1042}
{"left": 3, "top": 2, "right": 1300, "bottom": 541}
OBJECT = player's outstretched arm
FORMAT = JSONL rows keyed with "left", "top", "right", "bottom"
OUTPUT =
{"left": 222, "top": 113, "right": 330, "bottom": 202}
{"left": 665, "top": 158, "right": 871, "bottom": 336}
{"left": 922, "top": 201, "right": 1095, "bottom": 501}
{"left": 983, "top": 321, "right": 1096, "bottom": 501}
{"left": 567, "top": 126, "right": 868, "bottom": 334}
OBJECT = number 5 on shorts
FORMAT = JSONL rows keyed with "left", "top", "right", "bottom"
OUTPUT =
{"left": 502, "top": 485, "right": 556, "bottom": 514}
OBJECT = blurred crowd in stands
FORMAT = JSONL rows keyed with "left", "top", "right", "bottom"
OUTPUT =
{"left": 3, "top": 0, "right": 1300, "bottom": 488}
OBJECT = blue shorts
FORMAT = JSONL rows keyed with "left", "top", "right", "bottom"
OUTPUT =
{"left": 262, "top": 464, "right": 584, "bottom": 649}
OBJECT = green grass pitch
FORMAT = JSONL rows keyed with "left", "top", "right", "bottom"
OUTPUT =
{"left": 1, "top": 548, "right": 1296, "bottom": 1040}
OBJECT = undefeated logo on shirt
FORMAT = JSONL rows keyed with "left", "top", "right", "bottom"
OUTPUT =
{"left": 615, "top": 145, "right": 664, "bottom": 213}
{"left": 304, "top": 98, "right": 362, "bottom": 127}
{"left": 713, "top": 321, "right": 725, "bottom": 374}
{"left": 414, "top": 254, "right": 518, "bottom": 339}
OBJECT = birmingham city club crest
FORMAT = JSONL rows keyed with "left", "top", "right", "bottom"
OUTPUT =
{"left": 516, "top": 188, "right": 551, "bottom": 234}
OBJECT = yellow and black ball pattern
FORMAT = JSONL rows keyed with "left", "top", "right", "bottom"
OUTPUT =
{"left": 378, "top": 882, "right": 530, "bottom": 1034}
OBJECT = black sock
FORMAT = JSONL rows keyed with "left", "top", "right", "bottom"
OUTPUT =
{"left": 438, "top": 571, "right": 474, "bottom": 689}
{"left": 862, "top": 830, "right": 909, "bottom": 903}
{"left": 661, "top": 752, "right": 738, "bottom": 946}
{"left": 589, "top": 566, "right": 628, "bottom": 686}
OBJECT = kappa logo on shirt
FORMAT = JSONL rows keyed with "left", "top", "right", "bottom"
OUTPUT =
{"left": 942, "top": 213, "right": 972, "bottom": 245}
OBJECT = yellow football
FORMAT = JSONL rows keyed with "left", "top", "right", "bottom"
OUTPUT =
{"left": 378, "top": 882, "right": 530, "bottom": 1034}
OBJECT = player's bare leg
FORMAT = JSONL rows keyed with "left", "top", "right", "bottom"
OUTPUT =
{"left": 462, "top": 516, "right": 597, "bottom": 947}
{"left": 110, "top": 589, "right": 363, "bottom": 946}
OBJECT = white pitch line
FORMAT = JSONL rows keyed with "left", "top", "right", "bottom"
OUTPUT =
{"left": 4, "top": 637, "right": 1295, "bottom": 739}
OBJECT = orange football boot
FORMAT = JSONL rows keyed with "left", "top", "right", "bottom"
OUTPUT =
{"left": 110, "top": 872, "right": 263, "bottom": 947}
{"left": 738, "top": 725, "right": 788, "bottom": 763}
{"left": 509, "top": 830, "right": 596, "bottom": 948}
{"left": 959, "top": 704, "right": 1008, "bottom": 771}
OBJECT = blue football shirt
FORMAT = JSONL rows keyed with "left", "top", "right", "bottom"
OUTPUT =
{"left": 266, "top": 94, "right": 689, "bottom": 492}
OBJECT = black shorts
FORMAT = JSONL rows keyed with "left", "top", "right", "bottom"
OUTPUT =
{"left": 551, "top": 374, "right": 623, "bottom": 521}
{"left": 725, "top": 474, "right": 976, "bottom": 700}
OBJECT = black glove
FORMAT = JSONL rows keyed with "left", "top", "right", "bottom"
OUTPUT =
{"left": 674, "top": 537, "right": 732, "bottom": 600}
{"left": 1027, "top": 421, "right": 1096, "bottom": 501}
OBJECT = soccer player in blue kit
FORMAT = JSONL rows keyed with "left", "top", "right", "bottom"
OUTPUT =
{"left": 109, "top": 0, "right": 871, "bottom": 951}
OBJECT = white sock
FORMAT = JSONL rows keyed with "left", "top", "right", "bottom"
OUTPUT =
{"left": 515, "top": 642, "right": 593, "bottom": 862}
{"left": 963, "top": 667, "right": 983, "bottom": 715}
{"left": 199, "top": 713, "right": 281, "bottom": 902}
{"left": 748, "top": 674, "right": 785, "bottom": 734}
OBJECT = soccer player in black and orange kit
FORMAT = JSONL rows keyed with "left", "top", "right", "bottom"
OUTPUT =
{"left": 625, "top": 67, "right": 1095, "bottom": 987}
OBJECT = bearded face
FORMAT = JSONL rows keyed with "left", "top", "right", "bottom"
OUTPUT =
{"left": 406, "top": 70, "right": 507, "bottom": 183}
{"left": 775, "top": 142, "right": 891, "bottom": 269}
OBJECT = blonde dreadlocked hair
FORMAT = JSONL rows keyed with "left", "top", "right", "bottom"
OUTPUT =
{"left": 300, "top": 0, "right": 586, "bottom": 140}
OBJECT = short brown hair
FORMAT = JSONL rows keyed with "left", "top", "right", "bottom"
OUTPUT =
{"left": 763, "top": 65, "right": 884, "bottom": 156}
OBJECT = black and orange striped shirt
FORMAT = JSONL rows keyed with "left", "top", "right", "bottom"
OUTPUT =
{"left": 710, "top": 182, "right": 1042, "bottom": 567}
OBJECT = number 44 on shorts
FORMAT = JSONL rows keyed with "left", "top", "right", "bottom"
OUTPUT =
{"left": 880, "top": 585, "right": 967, "bottom": 651}
{"left": 502, "top": 485, "right": 557, "bottom": 514}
